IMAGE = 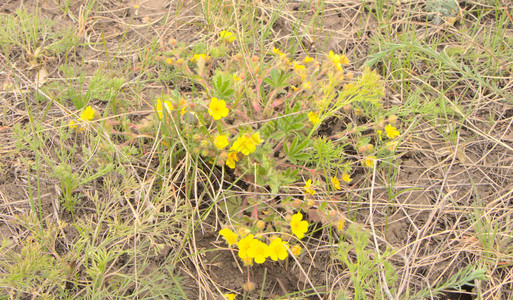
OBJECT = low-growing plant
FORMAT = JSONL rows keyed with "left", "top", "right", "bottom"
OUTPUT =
{"left": 337, "top": 223, "right": 397, "bottom": 299}
{"left": 0, "top": 8, "right": 79, "bottom": 67}
{"left": 132, "top": 31, "right": 405, "bottom": 295}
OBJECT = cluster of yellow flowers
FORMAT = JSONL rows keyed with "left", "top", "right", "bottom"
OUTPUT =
{"left": 330, "top": 174, "right": 352, "bottom": 190}
{"left": 304, "top": 51, "right": 351, "bottom": 126}
{"left": 207, "top": 96, "right": 263, "bottom": 168}
{"left": 155, "top": 98, "right": 174, "bottom": 119}
{"left": 69, "top": 105, "right": 96, "bottom": 129}
{"left": 307, "top": 112, "right": 320, "bottom": 125}
{"left": 384, "top": 124, "right": 400, "bottom": 139}
{"left": 327, "top": 50, "right": 349, "bottom": 72}
{"left": 155, "top": 97, "right": 197, "bottom": 123}
{"left": 218, "top": 213, "right": 308, "bottom": 265}
{"left": 219, "top": 30, "right": 235, "bottom": 43}
{"left": 230, "top": 132, "right": 263, "bottom": 155}
{"left": 272, "top": 46, "right": 291, "bottom": 66}
{"left": 211, "top": 132, "right": 263, "bottom": 169}
{"left": 303, "top": 179, "right": 316, "bottom": 195}
{"left": 305, "top": 176, "right": 352, "bottom": 194}
{"left": 190, "top": 53, "right": 210, "bottom": 64}
{"left": 155, "top": 94, "right": 264, "bottom": 169}
{"left": 366, "top": 116, "right": 401, "bottom": 167}
{"left": 376, "top": 115, "right": 401, "bottom": 141}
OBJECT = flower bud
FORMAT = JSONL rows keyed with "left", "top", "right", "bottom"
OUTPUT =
{"left": 192, "top": 134, "right": 202, "bottom": 142}
{"left": 243, "top": 281, "right": 255, "bottom": 292}
{"left": 256, "top": 220, "right": 265, "bottom": 230}
{"left": 233, "top": 53, "right": 243, "bottom": 62}
{"left": 358, "top": 144, "right": 373, "bottom": 153}
{"left": 238, "top": 227, "right": 250, "bottom": 236}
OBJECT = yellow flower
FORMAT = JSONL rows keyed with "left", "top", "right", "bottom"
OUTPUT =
{"left": 250, "top": 132, "right": 263, "bottom": 145}
{"left": 208, "top": 97, "right": 229, "bottom": 120}
{"left": 214, "top": 135, "right": 229, "bottom": 149}
{"left": 304, "top": 179, "right": 315, "bottom": 195}
{"left": 230, "top": 133, "right": 263, "bottom": 156}
{"left": 308, "top": 112, "right": 320, "bottom": 125}
{"left": 165, "top": 58, "right": 174, "bottom": 66}
{"left": 376, "top": 130, "right": 382, "bottom": 139}
{"left": 290, "top": 244, "right": 302, "bottom": 256}
{"left": 68, "top": 120, "right": 78, "bottom": 129}
{"left": 337, "top": 219, "right": 345, "bottom": 232}
{"left": 226, "top": 151, "right": 239, "bottom": 169}
{"left": 302, "top": 81, "right": 312, "bottom": 90}
{"left": 155, "top": 99, "right": 174, "bottom": 119}
{"left": 268, "top": 238, "right": 288, "bottom": 261}
{"left": 331, "top": 176, "right": 341, "bottom": 190}
{"left": 230, "top": 135, "right": 255, "bottom": 155}
{"left": 224, "top": 294, "right": 236, "bottom": 300}
{"left": 180, "top": 105, "right": 188, "bottom": 116}
{"left": 190, "top": 53, "right": 210, "bottom": 63}
{"left": 272, "top": 46, "right": 282, "bottom": 55}
{"left": 364, "top": 156, "right": 376, "bottom": 168}
{"left": 80, "top": 106, "right": 95, "bottom": 121}
{"left": 293, "top": 62, "right": 305, "bottom": 71}
{"left": 342, "top": 174, "right": 352, "bottom": 183}
{"left": 220, "top": 30, "right": 235, "bottom": 42}
{"left": 290, "top": 212, "right": 309, "bottom": 239}
{"left": 237, "top": 234, "right": 254, "bottom": 261}
{"left": 385, "top": 124, "right": 400, "bottom": 139}
{"left": 233, "top": 74, "right": 241, "bottom": 82}
{"left": 303, "top": 56, "right": 314, "bottom": 64}
{"left": 247, "top": 238, "right": 269, "bottom": 264}
{"left": 219, "top": 228, "right": 238, "bottom": 247}
{"left": 293, "top": 62, "right": 307, "bottom": 79}
{"left": 327, "top": 51, "right": 349, "bottom": 71}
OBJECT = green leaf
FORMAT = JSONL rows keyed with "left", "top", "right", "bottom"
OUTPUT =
{"left": 284, "top": 136, "right": 310, "bottom": 164}
{"left": 212, "top": 73, "right": 234, "bottom": 99}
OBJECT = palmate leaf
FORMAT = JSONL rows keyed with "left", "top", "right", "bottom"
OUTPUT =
{"left": 263, "top": 68, "right": 290, "bottom": 91}
{"left": 263, "top": 168, "right": 299, "bottom": 194}
{"left": 284, "top": 136, "right": 310, "bottom": 164}
{"left": 212, "top": 73, "right": 234, "bottom": 99}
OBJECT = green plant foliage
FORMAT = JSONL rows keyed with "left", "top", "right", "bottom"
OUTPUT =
{"left": 337, "top": 224, "right": 397, "bottom": 299}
